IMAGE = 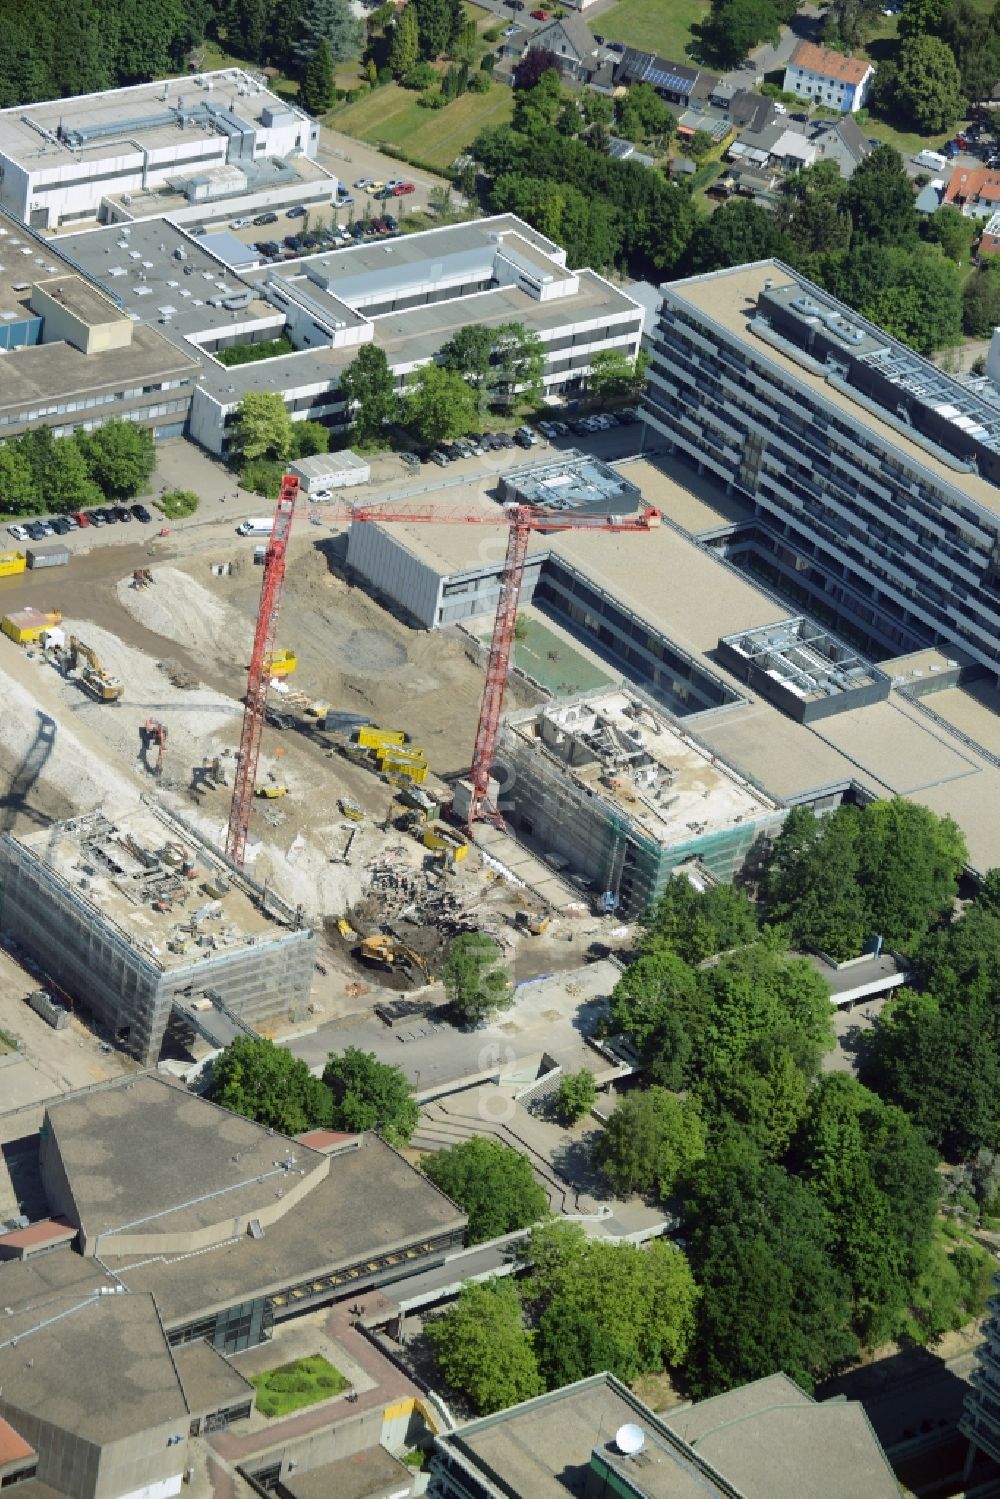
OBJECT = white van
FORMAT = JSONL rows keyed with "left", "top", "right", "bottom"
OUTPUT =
{"left": 914, "top": 149, "right": 948, "bottom": 172}
{"left": 236, "top": 518, "right": 274, "bottom": 537}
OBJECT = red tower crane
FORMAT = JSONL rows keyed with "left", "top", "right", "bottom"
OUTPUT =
{"left": 225, "top": 479, "right": 660, "bottom": 866}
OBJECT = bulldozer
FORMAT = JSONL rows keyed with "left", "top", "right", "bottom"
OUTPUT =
{"left": 67, "top": 637, "right": 124, "bottom": 703}
{"left": 356, "top": 934, "right": 432, "bottom": 982}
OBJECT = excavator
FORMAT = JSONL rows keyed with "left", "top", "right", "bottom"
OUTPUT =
{"left": 356, "top": 934, "right": 432, "bottom": 983}
{"left": 66, "top": 637, "right": 124, "bottom": 703}
{"left": 140, "top": 719, "right": 167, "bottom": 775}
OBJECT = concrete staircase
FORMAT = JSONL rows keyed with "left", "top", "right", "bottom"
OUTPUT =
{"left": 412, "top": 1095, "right": 596, "bottom": 1216}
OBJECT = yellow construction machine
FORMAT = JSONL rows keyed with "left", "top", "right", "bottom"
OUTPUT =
{"left": 356, "top": 934, "right": 432, "bottom": 981}
{"left": 67, "top": 637, "right": 124, "bottom": 703}
{"left": 255, "top": 784, "right": 289, "bottom": 798}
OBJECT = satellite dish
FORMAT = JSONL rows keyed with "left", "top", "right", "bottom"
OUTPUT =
{"left": 615, "top": 1423, "right": 645, "bottom": 1456}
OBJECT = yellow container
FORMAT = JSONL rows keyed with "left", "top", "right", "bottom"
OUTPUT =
{"left": 2, "top": 607, "right": 62, "bottom": 644}
{"left": 0, "top": 550, "right": 26, "bottom": 578}
{"left": 356, "top": 725, "right": 407, "bottom": 750}
{"left": 385, "top": 761, "right": 428, "bottom": 785}
{"left": 423, "top": 821, "right": 469, "bottom": 861}
{"left": 265, "top": 649, "right": 297, "bottom": 677}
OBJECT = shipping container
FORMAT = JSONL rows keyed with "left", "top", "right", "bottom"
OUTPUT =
{"left": 26, "top": 989, "right": 70, "bottom": 1030}
{"left": 26, "top": 544, "right": 71, "bottom": 569}
{"left": 0, "top": 550, "right": 26, "bottom": 578}
{"left": 2, "top": 607, "right": 63, "bottom": 644}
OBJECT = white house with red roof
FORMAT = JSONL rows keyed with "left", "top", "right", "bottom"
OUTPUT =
{"left": 783, "top": 41, "right": 874, "bottom": 113}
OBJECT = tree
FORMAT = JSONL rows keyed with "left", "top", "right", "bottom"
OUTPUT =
{"left": 412, "top": 0, "right": 463, "bottom": 58}
{"left": 513, "top": 67, "right": 565, "bottom": 134}
{"left": 0, "top": 443, "right": 38, "bottom": 515}
{"left": 683, "top": 129, "right": 716, "bottom": 162}
{"left": 78, "top": 419, "right": 155, "bottom": 499}
{"left": 439, "top": 324, "right": 497, "bottom": 386}
{"left": 616, "top": 81, "right": 673, "bottom": 144}
{"left": 553, "top": 1069, "right": 597, "bottom": 1124}
{"left": 291, "top": 420, "right": 329, "bottom": 458}
{"left": 210, "top": 1037, "right": 333, "bottom": 1133}
{"left": 594, "top": 1087, "right": 706, "bottom": 1200}
{"left": 512, "top": 48, "right": 562, "bottom": 93}
{"left": 766, "top": 803, "right": 868, "bottom": 960}
{"left": 426, "top": 1279, "right": 542, "bottom": 1413}
{"left": 688, "top": 198, "right": 791, "bottom": 273}
{"left": 843, "top": 145, "right": 918, "bottom": 246}
{"left": 45, "top": 438, "right": 102, "bottom": 512}
{"left": 963, "top": 266, "right": 1000, "bottom": 336}
{"left": 524, "top": 1220, "right": 698, "bottom": 1373}
{"left": 704, "top": 0, "right": 781, "bottom": 67}
{"left": 587, "top": 348, "right": 648, "bottom": 403}
{"left": 338, "top": 344, "right": 398, "bottom": 446}
{"left": 643, "top": 874, "right": 757, "bottom": 965}
{"left": 232, "top": 391, "right": 294, "bottom": 464}
{"left": 388, "top": 1, "right": 419, "bottom": 76}
{"left": 890, "top": 34, "right": 965, "bottom": 132}
{"left": 898, "top": 0, "right": 949, "bottom": 37}
{"left": 831, "top": 241, "right": 962, "bottom": 354}
{"left": 923, "top": 204, "right": 978, "bottom": 264}
{"left": 607, "top": 948, "right": 703, "bottom": 1055}
{"left": 856, "top": 799, "right": 966, "bottom": 951}
{"left": 322, "top": 1047, "right": 418, "bottom": 1144}
{"left": 422, "top": 1137, "right": 549, "bottom": 1241}
{"left": 534, "top": 1300, "right": 640, "bottom": 1386}
{"left": 300, "top": 38, "right": 335, "bottom": 112}
{"left": 404, "top": 364, "right": 479, "bottom": 443}
{"left": 293, "top": 0, "right": 362, "bottom": 68}
{"left": 440, "top": 932, "right": 512, "bottom": 1024}
{"left": 683, "top": 1142, "right": 858, "bottom": 1395}
{"left": 793, "top": 1073, "right": 939, "bottom": 1342}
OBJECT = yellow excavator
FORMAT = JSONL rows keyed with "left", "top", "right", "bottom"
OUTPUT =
{"left": 67, "top": 636, "right": 124, "bottom": 703}
{"left": 356, "top": 934, "right": 432, "bottom": 982}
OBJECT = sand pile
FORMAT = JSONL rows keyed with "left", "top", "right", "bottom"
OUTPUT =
{"left": 115, "top": 566, "right": 253, "bottom": 663}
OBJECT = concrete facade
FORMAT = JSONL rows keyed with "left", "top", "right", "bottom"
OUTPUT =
{"left": 643, "top": 261, "right": 1000, "bottom": 680}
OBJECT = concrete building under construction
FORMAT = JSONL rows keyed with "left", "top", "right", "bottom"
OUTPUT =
{"left": 0, "top": 804, "right": 314, "bottom": 1064}
{"left": 500, "top": 690, "right": 784, "bottom": 916}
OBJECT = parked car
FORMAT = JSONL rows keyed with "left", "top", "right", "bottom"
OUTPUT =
{"left": 36, "top": 520, "right": 55, "bottom": 535}
{"left": 608, "top": 39, "right": 625, "bottom": 52}
{"left": 25, "top": 522, "right": 46, "bottom": 540}
{"left": 253, "top": 211, "right": 279, "bottom": 226}
{"left": 530, "top": 7, "right": 550, "bottom": 17}
{"left": 593, "top": 32, "right": 605, "bottom": 43}
{"left": 84, "top": 509, "right": 106, "bottom": 527}
{"left": 62, "top": 515, "right": 80, "bottom": 530}
{"left": 351, "top": 221, "right": 368, "bottom": 239}
{"left": 550, "top": 420, "right": 570, "bottom": 435}
{"left": 50, "top": 516, "right": 72, "bottom": 535}
{"left": 111, "top": 505, "right": 132, "bottom": 522}
{"left": 98, "top": 507, "right": 118, "bottom": 524}
{"left": 453, "top": 438, "right": 476, "bottom": 458}
{"left": 284, "top": 235, "right": 303, "bottom": 251}
{"left": 538, "top": 419, "right": 558, "bottom": 438}
{"left": 495, "top": 430, "right": 515, "bottom": 448}
{"left": 354, "top": 177, "right": 375, "bottom": 190}
{"left": 336, "top": 190, "right": 354, "bottom": 206}
{"left": 617, "top": 407, "right": 640, "bottom": 424}
{"left": 230, "top": 217, "right": 252, "bottom": 229}
{"left": 430, "top": 449, "right": 450, "bottom": 466}
{"left": 383, "top": 213, "right": 398, "bottom": 231}
{"left": 513, "top": 430, "right": 533, "bottom": 448}
{"left": 392, "top": 181, "right": 416, "bottom": 196}
{"left": 516, "top": 425, "right": 538, "bottom": 445}
{"left": 131, "top": 503, "right": 153, "bottom": 522}
{"left": 7, "top": 523, "right": 28, "bottom": 541}
{"left": 73, "top": 511, "right": 92, "bottom": 528}
{"left": 502, "top": 23, "right": 521, "bottom": 36}
{"left": 257, "top": 240, "right": 282, "bottom": 256}
{"left": 286, "top": 205, "right": 307, "bottom": 218}
{"left": 366, "top": 180, "right": 386, "bottom": 195}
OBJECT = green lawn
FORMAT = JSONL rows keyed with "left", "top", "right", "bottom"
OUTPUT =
{"left": 330, "top": 82, "right": 514, "bottom": 168}
{"left": 490, "top": 616, "right": 613, "bottom": 697}
{"left": 598, "top": 0, "right": 709, "bottom": 61}
{"left": 250, "top": 1356, "right": 349, "bottom": 1418}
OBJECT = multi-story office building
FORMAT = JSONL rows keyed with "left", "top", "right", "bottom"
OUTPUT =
{"left": 643, "top": 261, "right": 1000, "bottom": 680}
{"left": 962, "top": 1276, "right": 1000, "bottom": 1476}
{"left": 0, "top": 71, "right": 320, "bottom": 231}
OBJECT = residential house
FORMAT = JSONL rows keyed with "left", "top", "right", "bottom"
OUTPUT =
{"left": 810, "top": 115, "right": 873, "bottom": 177}
{"left": 977, "top": 210, "right": 1000, "bottom": 258}
{"left": 505, "top": 14, "right": 604, "bottom": 83}
{"left": 783, "top": 40, "right": 874, "bottom": 113}
{"left": 614, "top": 48, "right": 720, "bottom": 109}
{"left": 944, "top": 165, "right": 1000, "bottom": 218}
{"left": 729, "top": 119, "right": 815, "bottom": 174}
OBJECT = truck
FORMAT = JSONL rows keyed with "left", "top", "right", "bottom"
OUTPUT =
{"left": 237, "top": 518, "right": 274, "bottom": 537}
{"left": 914, "top": 149, "right": 948, "bottom": 171}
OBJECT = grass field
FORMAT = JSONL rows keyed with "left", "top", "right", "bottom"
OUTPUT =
{"left": 250, "top": 1356, "right": 348, "bottom": 1418}
{"left": 330, "top": 82, "right": 514, "bottom": 168}
{"left": 598, "top": 0, "right": 709, "bottom": 61}
{"left": 491, "top": 616, "right": 612, "bottom": 697}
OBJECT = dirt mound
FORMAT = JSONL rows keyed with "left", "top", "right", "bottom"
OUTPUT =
{"left": 115, "top": 566, "right": 253, "bottom": 663}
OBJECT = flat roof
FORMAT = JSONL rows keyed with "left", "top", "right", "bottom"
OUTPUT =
{"left": 14, "top": 806, "right": 300, "bottom": 974}
{"left": 172, "top": 1338, "right": 254, "bottom": 1416}
{"left": 0, "top": 1217, "right": 74, "bottom": 1252}
{"left": 0, "top": 1418, "right": 34, "bottom": 1466}
{"left": 447, "top": 1375, "right": 733, "bottom": 1499}
{"left": 46, "top": 1074, "right": 329, "bottom": 1244}
{"left": 501, "top": 452, "right": 642, "bottom": 516}
{"left": 0, "top": 1291, "right": 188, "bottom": 1445}
{"left": 282, "top": 1448, "right": 411, "bottom": 1499}
{"left": 0, "top": 71, "right": 308, "bottom": 169}
{"left": 665, "top": 261, "right": 1000, "bottom": 524}
{"left": 30, "top": 274, "right": 127, "bottom": 328}
{"left": 664, "top": 1374, "right": 899, "bottom": 1499}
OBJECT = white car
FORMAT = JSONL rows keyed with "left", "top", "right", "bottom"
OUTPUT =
{"left": 538, "top": 420, "right": 558, "bottom": 439}
{"left": 354, "top": 177, "right": 374, "bottom": 190}
{"left": 230, "top": 217, "right": 252, "bottom": 230}
{"left": 7, "top": 523, "right": 28, "bottom": 541}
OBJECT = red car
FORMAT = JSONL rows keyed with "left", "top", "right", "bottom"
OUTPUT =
{"left": 530, "top": 7, "right": 549, "bottom": 16}
{"left": 73, "top": 511, "right": 92, "bottom": 527}
{"left": 392, "top": 181, "right": 416, "bottom": 196}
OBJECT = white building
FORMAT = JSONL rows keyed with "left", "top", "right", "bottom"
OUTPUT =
{"left": 0, "top": 71, "right": 320, "bottom": 231}
{"left": 783, "top": 41, "right": 874, "bottom": 114}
